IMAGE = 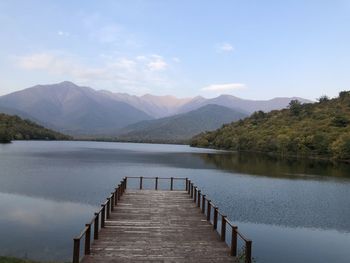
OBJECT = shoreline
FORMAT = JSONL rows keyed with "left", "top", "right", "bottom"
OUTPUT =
{"left": 3, "top": 139, "right": 349, "bottom": 164}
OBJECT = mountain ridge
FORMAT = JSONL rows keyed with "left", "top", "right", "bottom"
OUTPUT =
{"left": 0, "top": 81, "right": 312, "bottom": 137}
{"left": 0, "top": 81, "right": 153, "bottom": 135}
{"left": 116, "top": 104, "right": 247, "bottom": 143}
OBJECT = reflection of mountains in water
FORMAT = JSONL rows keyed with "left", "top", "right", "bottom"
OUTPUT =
{"left": 197, "top": 152, "right": 350, "bottom": 180}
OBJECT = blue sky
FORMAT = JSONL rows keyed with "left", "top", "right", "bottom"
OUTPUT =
{"left": 0, "top": 0, "right": 349, "bottom": 99}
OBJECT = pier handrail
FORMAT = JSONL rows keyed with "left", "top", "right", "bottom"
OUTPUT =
{"left": 185, "top": 179, "right": 252, "bottom": 263}
{"left": 72, "top": 176, "right": 252, "bottom": 263}
{"left": 72, "top": 177, "right": 127, "bottom": 263}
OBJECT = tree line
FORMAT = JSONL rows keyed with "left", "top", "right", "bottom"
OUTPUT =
{"left": 0, "top": 113, "right": 71, "bottom": 143}
{"left": 191, "top": 91, "right": 350, "bottom": 161}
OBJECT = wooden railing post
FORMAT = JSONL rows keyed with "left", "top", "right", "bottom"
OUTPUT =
{"left": 117, "top": 185, "right": 121, "bottom": 200}
{"left": 221, "top": 215, "right": 227, "bottom": 241}
{"left": 197, "top": 190, "right": 201, "bottom": 207}
{"left": 213, "top": 207, "right": 218, "bottom": 230}
{"left": 124, "top": 177, "right": 127, "bottom": 189}
{"left": 155, "top": 177, "right": 158, "bottom": 190}
{"left": 110, "top": 193, "right": 114, "bottom": 211}
{"left": 94, "top": 213, "right": 99, "bottom": 240}
{"left": 245, "top": 240, "right": 252, "bottom": 263}
{"left": 85, "top": 223, "right": 91, "bottom": 255}
{"left": 140, "top": 176, "right": 143, "bottom": 190}
{"left": 73, "top": 238, "right": 80, "bottom": 263}
{"left": 187, "top": 180, "right": 191, "bottom": 194}
{"left": 115, "top": 188, "right": 118, "bottom": 205}
{"left": 231, "top": 226, "right": 238, "bottom": 256}
{"left": 185, "top": 178, "right": 188, "bottom": 191}
{"left": 191, "top": 183, "right": 194, "bottom": 198}
{"left": 101, "top": 204, "right": 105, "bottom": 228}
{"left": 106, "top": 198, "right": 110, "bottom": 219}
{"left": 170, "top": 177, "right": 174, "bottom": 190}
{"left": 207, "top": 200, "right": 211, "bottom": 221}
{"left": 202, "top": 195, "right": 206, "bottom": 213}
{"left": 194, "top": 187, "right": 197, "bottom": 203}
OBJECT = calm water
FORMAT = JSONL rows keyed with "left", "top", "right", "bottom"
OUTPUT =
{"left": 0, "top": 141, "right": 350, "bottom": 263}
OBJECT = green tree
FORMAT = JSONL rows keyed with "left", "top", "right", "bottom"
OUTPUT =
{"left": 331, "top": 115, "right": 349, "bottom": 127}
{"left": 288, "top": 100, "right": 302, "bottom": 116}
{"left": 0, "top": 128, "right": 12, "bottom": 143}
{"left": 332, "top": 133, "right": 350, "bottom": 160}
{"left": 318, "top": 95, "right": 329, "bottom": 103}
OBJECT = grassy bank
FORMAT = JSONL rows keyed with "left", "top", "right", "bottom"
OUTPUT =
{"left": 0, "top": 257, "right": 40, "bottom": 263}
{"left": 0, "top": 256, "right": 63, "bottom": 263}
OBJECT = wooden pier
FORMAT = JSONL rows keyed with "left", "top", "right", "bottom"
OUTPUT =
{"left": 73, "top": 177, "right": 252, "bottom": 263}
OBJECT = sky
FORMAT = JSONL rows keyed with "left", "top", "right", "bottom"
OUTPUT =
{"left": 0, "top": 0, "right": 349, "bottom": 100}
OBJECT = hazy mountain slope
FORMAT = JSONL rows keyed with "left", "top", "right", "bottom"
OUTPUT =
{"left": 100, "top": 91, "right": 192, "bottom": 118}
{"left": 178, "top": 95, "right": 311, "bottom": 114}
{"left": 102, "top": 91, "right": 311, "bottom": 117}
{"left": 191, "top": 93, "right": 350, "bottom": 160}
{"left": 0, "top": 113, "right": 71, "bottom": 143}
{"left": 0, "top": 106, "right": 40, "bottom": 123}
{"left": 117, "top": 104, "right": 247, "bottom": 143}
{"left": 0, "top": 81, "right": 152, "bottom": 135}
{"left": 0, "top": 81, "right": 311, "bottom": 137}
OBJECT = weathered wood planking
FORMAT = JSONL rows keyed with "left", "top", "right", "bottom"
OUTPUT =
{"left": 81, "top": 190, "right": 234, "bottom": 262}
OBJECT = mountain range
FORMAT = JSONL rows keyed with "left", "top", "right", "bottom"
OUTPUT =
{"left": 0, "top": 81, "right": 311, "bottom": 140}
{"left": 116, "top": 104, "right": 247, "bottom": 143}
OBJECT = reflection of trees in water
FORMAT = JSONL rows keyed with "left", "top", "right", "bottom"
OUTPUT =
{"left": 197, "top": 152, "right": 350, "bottom": 179}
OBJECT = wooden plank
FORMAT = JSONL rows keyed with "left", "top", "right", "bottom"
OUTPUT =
{"left": 82, "top": 190, "right": 234, "bottom": 262}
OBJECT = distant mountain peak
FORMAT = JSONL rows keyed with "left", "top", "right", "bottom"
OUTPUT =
{"left": 217, "top": 94, "right": 239, "bottom": 99}
{"left": 0, "top": 81, "right": 153, "bottom": 135}
{"left": 35, "top": 80, "right": 79, "bottom": 89}
{"left": 191, "top": 95, "right": 205, "bottom": 100}
{"left": 58, "top": 80, "right": 77, "bottom": 86}
{"left": 141, "top": 93, "right": 175, "bottom": 99}
{"left": 117, "top": 104, "right": 247, "bottom": 143}
{"left": 0, "top": 81, "right": 313, "bottom": 137}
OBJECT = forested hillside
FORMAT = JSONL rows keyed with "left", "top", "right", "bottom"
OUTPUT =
{"left": 0, "top": 113, "right": 71, "bottom": 143}
{"left": 117, "top": 104, "right": 247, "bottom": 143}
{"left": 191, "top": 91, "right": 350, "bottom": 161}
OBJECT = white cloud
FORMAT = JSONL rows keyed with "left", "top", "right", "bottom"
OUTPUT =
{"left": 17, "top": 53, "right": 55, "bottom": 70}
{"left": 172, "top": 57, "right": 181, "bottom": 63}
{"left": 217, "top": 42, "right": 234, "bottom": 52}
{"left": 136, "top": 55, "right": 147, "bottom": 61}
{"left": 57, "top": 31, "right": 70, "bottom": 37}
{"left": 93, "top": 24, "right": 123, "bottom": 44}
{"left": 202, "top": 83, "right": 246, "bottom": 92}
{"left": 147, "top": 55, "right": 167, "bottom": 71}
{"left": 81, "top": 14, "right": 140, "bottom": 48}
{"left": 15, "top": 52, "right": 173, "bottom": 94}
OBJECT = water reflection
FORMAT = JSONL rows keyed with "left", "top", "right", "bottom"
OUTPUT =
{"left": 197, "top": 151, "right": 350, "bottom": 179}
{"left": 0, "top": 192, "right": 95, "bottom": 261}
{"left": 0, "top": 141, "right": 350, "bottom": 263}
{"left": 237, "top": 221, "right": 350, "bottom": 263}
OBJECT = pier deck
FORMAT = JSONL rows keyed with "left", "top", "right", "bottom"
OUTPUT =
{"left": 73, "top": 177, "right": 252, "bottom": 263}
{"left": 81, "top": 190, "right": 232, "bottom": 262}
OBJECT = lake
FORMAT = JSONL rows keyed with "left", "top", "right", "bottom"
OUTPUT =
{"left": 0, "top": 141, "right": 350, "bottom": 263}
